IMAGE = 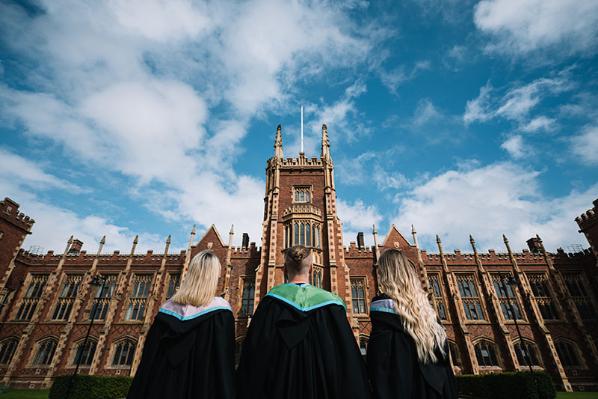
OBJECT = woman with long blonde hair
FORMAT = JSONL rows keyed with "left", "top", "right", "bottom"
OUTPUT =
{"left": 128, "top": 250, "right": 234, "bottom": 399}
{"left": 368, "top": 249, "right": 456, "bottom": 399}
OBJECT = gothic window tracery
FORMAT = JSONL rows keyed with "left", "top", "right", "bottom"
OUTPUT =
{"left": 90, "top": 275, "right": 116, "bottom": 320}
{"left": 474, "top": 339, "right": 500, "bottom": 367}
{"left": 312, "top": 266, "right": 323, "bottom": 288}
{"left": 293, "top": 186, "right": 311, "bottom": 203}
{"left": 33, "top": 338, "right": 57, "bottom": 366}
{"left": 514, "top": 339, "right": 542, "bottom": 367}
{"left": 428, "top": 273, "right": 447, "bottom": 320}
{"left": 112, "top": 338, "right": 136, "bottom": 367}
{"left": 15, "top": 274, "right": 47, "bottom": 321}
{"left": 240, "top": 278, "right": 255, "bottom": 317}
{"left": 72, "top": 338, "right": 97, "bottom": 366}
{"left": 125, "top": 274, "right": 152, "bottom": 321}
{"left": 555, "top": 339, "right": 583, "bottom": 368}
{"left": 491, "top": 274, "right": 524, "bottom": 321}
{"left": 166, "top": 273, "right": 181, "bottom": 299}
{"left": 457, "top": 274, "right": 485, "bottom": 321}
{"left": 527, "top": 273, "right": 558, "bottom": 320}
{"left": 351, "top": 278, "right": 367, "bottom": 314}
{"left": 0, "top": 337, "right": 18, "bottom": 365}
{"left": 564, "top": 273, "right": 595, "bottom": 319}
{"left": 52, "top": 274, "right": 82, "bottom": 321}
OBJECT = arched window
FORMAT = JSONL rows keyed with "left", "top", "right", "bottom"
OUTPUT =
{"left": 314, "top": 226, "right": 320, "bottom": 248}
{"left": 33, "top": 338, "right": 57, "bottom": 366}
{"left": 299, "top": 223, "right": 305, "bottom": 245}
{"left": 474, "top": 340, "right": 500, "bottom": 367}
{"left": 448, "top": 341, "right": 462, "bottom": 367}
{"left": 514, "top": 340, "right": 542, "bottom": 367}
{"left": 312, "top": 267, "right": 323, "bottom": 288}
{"left": 306, "top": 224, "right": 311, "bottom": 247}
{"left": 0, "top": 337, "right": 18, "bottom": 365}
{"left": 555, "top": 340, "right": 581, "bottom": 367}
{"left": 112, "top": 339, "right": 136, "bottom": 367}
{"left": 294, "top": 223, "right": 299, "bottom": 245}
{"left": 73, "top": 339, "right": 97, "bottom": 366}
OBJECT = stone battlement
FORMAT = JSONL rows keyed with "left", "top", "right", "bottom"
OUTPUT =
{"left": 0, "top": 197, "right": 34, "bottom": 232}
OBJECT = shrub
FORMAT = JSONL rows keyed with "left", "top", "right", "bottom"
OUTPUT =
{"left": 49, "top": 375, "right": 132, "bottom": 399}
{"left": 457, "top": 371, "right": 556, "bottom": 399}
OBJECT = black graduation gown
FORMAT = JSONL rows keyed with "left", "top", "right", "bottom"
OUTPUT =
{"left": 367, "top": 295, "right": 457, "bottom": 399}
{"left": 127, "top": 303, "right": 235, "bottom": 399}
{"left": 236, "top": 286, "right": 371, "bottom": 399}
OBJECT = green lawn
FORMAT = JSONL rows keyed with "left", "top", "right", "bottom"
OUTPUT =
{"left": 0, "top": 388, "right": 595, "bottom": 399}
{"left": 0, "top": 390, "right": 49, "bottom": 399}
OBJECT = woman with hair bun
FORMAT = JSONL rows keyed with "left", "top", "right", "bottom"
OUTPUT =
{"left": 128, "top": 250, "right": 235, "bottom": 399}
{"left": 368, "top": 249, "right": 456, "bottom": 399}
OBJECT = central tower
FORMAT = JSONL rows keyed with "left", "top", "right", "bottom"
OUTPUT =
{"left": 253, "top": 124, "right": 355, "bottom": 317}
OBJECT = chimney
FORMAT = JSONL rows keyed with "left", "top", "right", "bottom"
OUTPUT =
{"left": 357, "top": 232, "right": 365, "bottom": 249}
{"left": 526, "top": 237, "right": 542, "bottom": 254}
{"left": 242, "top": 233, "right": 250, "bottom": 249}
{"left": 68, "top": 239, "right": 83, "bottom": 255}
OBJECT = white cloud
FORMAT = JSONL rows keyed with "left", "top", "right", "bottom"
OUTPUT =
{"left": 0, "top": 150, "right": 166, "bottom": 253}
{"left": 474, "top": 0, "right": 598, "bottom": 56}
{"left": 412, "top": 99, "right": 442, "bottom": 127}
{"left": 519, "top": 116, "right": 556, "bottom": 133}
{"left": 392, "top": 162, "right": 596, "bottom": 251}
{"left": 337, "top": 199, "right": 383, "bottom": 246}
{"left": 379, "top": 60, "right": 431, "bottom": 94}
{"left": 0, "top": 149, "right": 80, "bottom": 192}
{"left": 463, "top": 74, "right": 571, "bottom": 124}
{"left": 500, "top": 135, "right": 529, "bottom": 159}
{"left": 570, "top": 126, "right": 598, "bottom": 165}
{"left": 0, "top": 0, "right": 376, "bottom": 247}
{"left": 463, "top": 82, "right": 493, "bottom": 124}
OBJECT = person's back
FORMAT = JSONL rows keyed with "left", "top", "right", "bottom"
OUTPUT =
{"left": 236, "top": 246, "right": 370, "bottom": 399}
{"left": 367, "top": 249, "right": 457, "bottom": 399}
{"left": 128, "top": 250, "right": 235, "bottom": 399}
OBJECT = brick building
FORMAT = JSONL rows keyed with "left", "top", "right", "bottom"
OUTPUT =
{"left": 0, "top": 124, "right": 597, "bottom": 391}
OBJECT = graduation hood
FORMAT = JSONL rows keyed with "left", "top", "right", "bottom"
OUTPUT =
{"left": 157, "top": 297, "right": 232, "bottom": 335}
{"left": 265, "top": 284, "right": 346, "bottom": 349}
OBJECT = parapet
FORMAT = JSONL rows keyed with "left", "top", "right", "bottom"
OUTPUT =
{"left": 0, "top": 197, "right": 35, "bottom": 232}
{"left": 575, "top": 198, "right": 598, "bottom": 229}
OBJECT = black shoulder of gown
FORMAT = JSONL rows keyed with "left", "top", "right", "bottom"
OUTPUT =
{"left": 236, "top": 283, "right": 371, "bottom": 399}
{"left": 367, "top": 297, "right": 457, "bottom": 399}
{"left": 127, "top": 297, "right": 235, "bottom": 399}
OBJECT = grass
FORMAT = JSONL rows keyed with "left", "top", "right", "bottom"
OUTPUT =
{"left": 0, "top": 390, "right": 49, "bottom": 399}
{"left": 0, "top": 388, "right": 595, "bottom": 399}
{"left": 557, "top": 393, "right": 598, "bottom": 399}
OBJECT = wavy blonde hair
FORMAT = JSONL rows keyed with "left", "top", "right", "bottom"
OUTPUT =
{"left": 171, "top": 250, "right": 221, "bottom": 307}
{"left": 377, "top": 249, "right": 447, "bottom": 363}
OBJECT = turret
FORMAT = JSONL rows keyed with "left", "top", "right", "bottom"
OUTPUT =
{"left": 321, "top": 124, "right": 331, "bottom": 161}
{"left": 274, "top": 124, "right": 284, "bottom": 159}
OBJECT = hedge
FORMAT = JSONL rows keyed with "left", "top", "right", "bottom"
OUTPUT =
{"left": 49, "top": 375, "right": 132, "bottom": 399}
{"left": 457, "top": 371, "right": 556, "bottom": 399}
{"left": 51, "top": 371, "right": 555, "bottom": 399}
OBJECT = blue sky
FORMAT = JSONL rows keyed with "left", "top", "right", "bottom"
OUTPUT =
{"left": 1, "top": 0, "right": 597, "bottom": 254}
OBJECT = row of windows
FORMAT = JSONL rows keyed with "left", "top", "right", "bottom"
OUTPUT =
{"left": 13, "top": 273, "right": 181, "bottom": 323}
{"left": 11, "top": 269, "right": 594, "bottom": 324}
{"left": 431, "top": 272, "right": 595, "bottom": 322}
{"left": 283, "top": 222, "right": 322, "bottom": 249}
{"left": 0, "top": 337, "right": 138, "bottom": 368}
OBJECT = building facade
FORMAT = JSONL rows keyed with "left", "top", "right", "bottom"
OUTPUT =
{"left": 0, "top": 124, "right": 597, "bottom": 391}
